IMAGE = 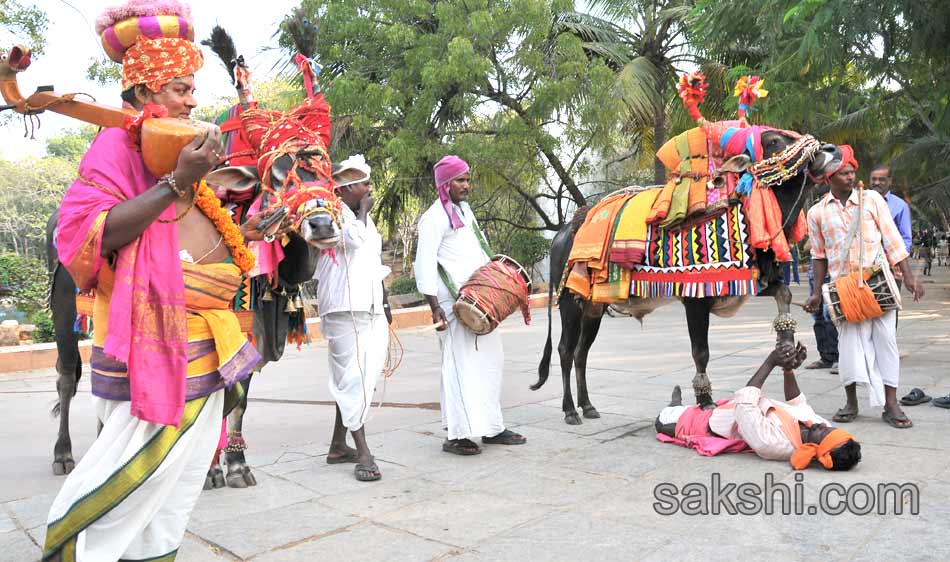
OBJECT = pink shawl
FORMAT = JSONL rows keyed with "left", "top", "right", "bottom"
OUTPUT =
{"left": 656, "top": 400, "right": 752, "bottom": 457}
{"left": 433, "top": 155, "right": 469, "bottom": 229}
{"left": 57, "top": 128, "right": 189, "bottom": 426}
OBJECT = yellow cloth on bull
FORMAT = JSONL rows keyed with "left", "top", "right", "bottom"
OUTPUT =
{"left": 647, "top": 127, "right": 709, "bottom": 227}
{"left": 609, "top": 188, "right": 662, "bottom": 268}
{"left": 90, "top": 261, "right": 259, "bottom": 403}
{"left": 566, "top": 192, "right": 633, "bottom": 299}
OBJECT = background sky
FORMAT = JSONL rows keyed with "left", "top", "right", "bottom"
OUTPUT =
{"left": 0, "top": 0, "right": 302, "bottom": 160}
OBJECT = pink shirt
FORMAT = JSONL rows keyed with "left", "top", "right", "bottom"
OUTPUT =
{"left": 806, "top": 189, "right": 909, "bottom": 280}
{"left": 708, "top": 387, "right": 829, "bottom": 461}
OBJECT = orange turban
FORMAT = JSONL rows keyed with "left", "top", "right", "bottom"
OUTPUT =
{"left": 829, "top": 144, "right": 859, "bottom": 177}
{"left": 790, "top": 429, "right": 855, "bottom": 470}
{"left": 121, "top": 35, "right": 204, "bottom": 92}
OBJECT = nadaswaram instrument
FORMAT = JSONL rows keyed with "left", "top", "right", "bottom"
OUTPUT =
{"left": 454, "top": 254, "right": 533, "bottom": 335}
{"left": 1, "top": 44, "right": 207, "bottom": 177}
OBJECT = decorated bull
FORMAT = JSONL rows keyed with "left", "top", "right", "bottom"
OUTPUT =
{"left": 535, "top": 74, "right": 842, "bottom": 424}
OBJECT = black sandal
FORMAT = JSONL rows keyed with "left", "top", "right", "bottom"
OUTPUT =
{"left": 481, "top": 429, "right": 527, "bottom": 445}
{"left": 354, "top": 462, "right": 382, "bottom": 481}
{"left": 882, "top": 410, "right": 913, "bottom": 429}
{"left": 442, "top": 438, "right": 482, "bottom": 455}
{"left": 900, "top": 388, "right": 932, "bottom": 406}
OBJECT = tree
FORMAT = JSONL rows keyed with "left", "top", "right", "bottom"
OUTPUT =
{"left": 286, "top": 0, "right": 634, "bottom": 232}
{"left": 46, "top": 126, "right": 99, "bottom": 160}
{"left": 1, "top": 0, "right": 48, "bottom": 53}
{"left": 692, "top": 0, "right": 950, "bottom": 221}
{"left": 0, "top": 155, "right": 75, "bottom": 258}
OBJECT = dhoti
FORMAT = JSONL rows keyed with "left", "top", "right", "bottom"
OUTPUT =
{"left": 438, "top": 307, "right": 505, "bottom": 440}
{"left": 44, "top": 390, "right": 226, "bottom": 562}
{"left": 837, "top": 310, "right": 899, "bottom": 407}
{"left": 322, "top": 311, "right": 389, "bottom": 431}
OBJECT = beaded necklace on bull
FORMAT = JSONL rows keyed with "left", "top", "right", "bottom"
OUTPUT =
{"left": 677, "top": 72, "right": 822, "bottom": 333}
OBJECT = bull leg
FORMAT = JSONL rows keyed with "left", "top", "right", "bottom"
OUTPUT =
{"left": 204, "top": 448, "right": 225, "bottom": 490}
{"left": 225, "top": 372, "right": 257, "bottom": 488}
{"left": 52, "top": 358, "right": 79, "bottom": 475}
{"left": 575, "top": 310, "right": 604, "bottom": 419}
{"left": 772, "top": 284, "right": 797, "bottom": 345}
{"left": 683, "top": 298, "right": 715, "bottom": 409}
{"left": 558, "top": 300, "right": 583, "bottom": 425}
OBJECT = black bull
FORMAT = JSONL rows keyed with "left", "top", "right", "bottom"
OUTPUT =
{"left": 45, "top": 153, "right": 338, "bottom": 483}
{"left": 534, "top": 132, "right": 840, "bottom": 425}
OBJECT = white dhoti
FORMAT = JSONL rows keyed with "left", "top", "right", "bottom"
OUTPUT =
{"left": 439, "top": 305, "right": 506, "bottom": 440}
{"left": 323, "top": 311, "right": 388, "bottom": 431}
{"left": 45, "top": 389, "right": 224, "bottom": 561}
{"left": 837, "top": 310, "right": 899, "bottom": 407}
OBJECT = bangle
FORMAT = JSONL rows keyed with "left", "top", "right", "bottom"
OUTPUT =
{"left": 163, "top": 172, "right": 187, "bottom": 198}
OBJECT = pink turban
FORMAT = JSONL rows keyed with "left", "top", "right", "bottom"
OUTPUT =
{"left": 433, "top": 155, "right": 469, "bottom": 229}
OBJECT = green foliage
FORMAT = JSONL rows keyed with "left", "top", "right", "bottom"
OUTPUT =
{"left": 1, "top": 0, "right": 48, "bottom": 53}
{"left": 388, "top": 275, "right": 420, "bottom": 296}
{"left": 46, "top": 126, "right": 99, "bottom": 160}
{"left": 29, "top": 309, "right": 54, "bottom": 343}
{"left": 0, "top": 156, "right": 75, "bottom": 259}
{"left": 0, "top": 254, "right": 48, "bottom": 316}
{"left": 85, "top": 57, "right": 123, "bottom": 85}
{"left": 503, "top": 228, "right": 549, "bottom": 271}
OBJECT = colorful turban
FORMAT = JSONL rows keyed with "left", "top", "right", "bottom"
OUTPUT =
{"left": 121, "top": 35, "right": 203, "bottom": 92}
{"left": 433, "top": 155, "right": 470, "bottom": 229}
{"left": 831, "top": 144, "right": 859, "bottom": 176}
{"left": 790, "top": 428, "right": 856, "bottom": 470}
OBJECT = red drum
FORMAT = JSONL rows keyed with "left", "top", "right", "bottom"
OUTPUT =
{"left": 454, "top": 255, "right": 533, "bottom": 335}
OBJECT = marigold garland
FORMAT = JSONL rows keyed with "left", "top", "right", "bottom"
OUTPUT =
{"left": 193, "top": 180, "right": 256, "bottom": 274}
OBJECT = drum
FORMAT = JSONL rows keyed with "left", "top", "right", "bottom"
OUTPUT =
{"left": 454, "top": 255, "right": 533, "bottom": 335}
{"left": 821, "top": 264, "right": 902, "bottom": 327}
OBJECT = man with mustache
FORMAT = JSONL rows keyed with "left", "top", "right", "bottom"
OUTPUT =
{"left": 414, "top": 155, "right": 526, "bottom": 455}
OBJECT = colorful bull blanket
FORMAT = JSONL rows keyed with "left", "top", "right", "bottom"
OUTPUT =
{"left": 629, "top": 204, "right": 758, "bottom": 298}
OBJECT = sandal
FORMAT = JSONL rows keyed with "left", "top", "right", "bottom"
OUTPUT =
{"left": 882, "top": 410, "right": 913, "bottom": 429}
{"left": 442, "top": 438, "right": 482, "bottom": 456}
{"left": 832, "top": 408, "right": 858, "bottom": 423}
{"left": 481, "top": 429, "right": 527, "bottom": 445}
{"left": 900, "top": 388, "right": 932, "bottom": 406}
{"left": 354, "top": 462, "right": 382, "bottom": 482}
{"left": 934, "top": 395, "right": 950, "bottom": 409}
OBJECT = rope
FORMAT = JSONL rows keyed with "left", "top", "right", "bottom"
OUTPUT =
{"left": 834, "top": 270, "right": 883, "bottom": 323}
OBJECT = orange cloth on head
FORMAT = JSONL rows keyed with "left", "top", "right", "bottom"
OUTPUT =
{"left": 790, "top": 429, "right": 855, "bottom": 470}
{"left": 122, "top": 35, "right": 203, "bottom": 92}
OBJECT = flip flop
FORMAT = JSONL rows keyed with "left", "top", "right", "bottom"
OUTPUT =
{"left": 804, "top": 359, "right": 833, "bottom": 370}
{"left": 882, "top": 410, "right": 913, "bottom": 429}
{"left": 354, "top": 462, "right": 382, "bottom": 482}
{"left": 481, "top": 429, "right": 527, "bottom": 445}
{"left": 832, "top": 408, "right": 858, "bottom": 423}
{"left": 934, "top": 395, "right": 950, "bottom": 409}
{"left": 326, "top": 450, "right": 359, "bottom": 464}
{"left": 900, "top": 388, "right": 932, "bottom": 406}
{"left": 442, "top": 439, "right": 482, "bottom": 456}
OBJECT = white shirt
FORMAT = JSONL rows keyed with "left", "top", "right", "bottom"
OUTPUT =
{"left": 708, "top": 386, "right": 830, "bottom": 461}
{"left": 314, "top": 204, "right": 391, "bottom": 316}
{"left": 414, "top": 199, "right": 490, "bottom": 299}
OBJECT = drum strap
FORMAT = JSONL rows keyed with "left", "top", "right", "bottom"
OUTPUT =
{"left": 437, "top": 218, "right": 494, "bottom": 300}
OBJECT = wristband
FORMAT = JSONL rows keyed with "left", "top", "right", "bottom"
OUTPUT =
{"left": 163, "top": 172, "right": 187, "bottom": 198}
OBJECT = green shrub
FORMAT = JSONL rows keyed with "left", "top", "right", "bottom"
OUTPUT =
{"left": 388, "top": 275, "right": 420, "bottom": 296}
{"left": 30, "top": 310, "right": 56, "bottom": 343}
{"left": 0, "top": 254, "right": 49, "bottom": 317}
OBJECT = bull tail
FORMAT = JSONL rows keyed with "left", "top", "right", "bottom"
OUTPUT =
{"left": 531, "top": 278, "right": 556, "bottom": 391}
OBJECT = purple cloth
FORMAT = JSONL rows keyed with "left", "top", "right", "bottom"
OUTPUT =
{"left": 884, "top": 191, "right": 913, "bottom": 253}
{"left": 433, "top": 155, "right": 469, "bottom": 229}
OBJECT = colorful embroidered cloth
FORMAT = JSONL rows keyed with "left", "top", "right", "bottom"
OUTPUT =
{"left": 565, "top": 192, "right": 634, "bottom": 299}
{"left": 630, "top": 204, "right": 758, "bottom": 298}
{"left": 609, "top": 188, "right": 661, "bottom": 268}
{"left": 648, "top": 128, "right": 709, "bottom": 227}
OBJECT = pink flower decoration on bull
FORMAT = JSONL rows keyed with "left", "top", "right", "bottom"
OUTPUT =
{"left": 734, "top": 75, "right": 768, "bottom": 125}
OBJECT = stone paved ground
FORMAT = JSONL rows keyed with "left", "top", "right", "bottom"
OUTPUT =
{"left": 2, "top": 261, "right": 949, "bottom": 561}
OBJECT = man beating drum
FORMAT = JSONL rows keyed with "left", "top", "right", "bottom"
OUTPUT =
{"left": 804, "top": 145, "right": 924, "bottom": 429}
{"left": 414, "top": 155, "right": 527, "bottom": 455}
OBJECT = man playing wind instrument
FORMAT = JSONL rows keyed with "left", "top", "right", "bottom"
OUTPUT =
{"left": 43, "top": 2, "right": 280, "bottom": 560}
{"left": 314, "top": 155, "right": 392, "bottom": 482}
